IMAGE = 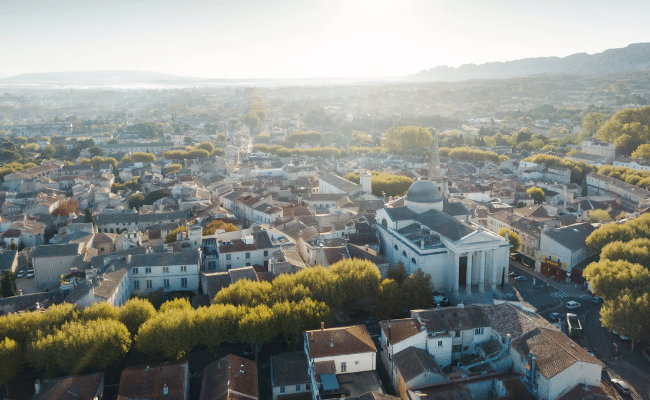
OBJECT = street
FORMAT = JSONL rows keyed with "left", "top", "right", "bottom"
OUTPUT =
{"left": 508, "top": 261, "right": 650, "bottom": 400}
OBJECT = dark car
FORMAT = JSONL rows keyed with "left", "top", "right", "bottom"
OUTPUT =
{"left": 592, "top": 296, "right": 603, "bottom": 304}
{"left": 514, "top": 275, "right": 527, "bottom": 282}
{"left": 611, "top": 378, "right": 631, "bottom": 395}
{"left": 509, "top": 271, "right": 520, "bottom": 277}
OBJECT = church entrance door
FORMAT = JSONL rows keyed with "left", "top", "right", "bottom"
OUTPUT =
{"left": 459, "top": 256, "right": 467, "bottom": 287}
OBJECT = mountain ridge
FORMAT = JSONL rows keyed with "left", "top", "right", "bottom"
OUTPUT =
{"left": 410, "top": 43, "right": 650, "bottom": 82}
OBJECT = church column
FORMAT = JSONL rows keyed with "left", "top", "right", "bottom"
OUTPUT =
{"left": 453, "top": 253, "right": 459, "bottom": 296}
{"left": 479, "top": 250, "right": 486, "bottom": 292}
{"left": 491, "top": 249, "right": 498, "bottom": 291}
{"left": 465, "top": 251, "right": 473, "bottom": 295}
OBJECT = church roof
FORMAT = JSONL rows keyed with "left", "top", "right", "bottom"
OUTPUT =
{"left": 406, "top": 178, "right": 443, "bottom": 204}
{"left": 417, "top": 209, "right": 474, "bottom": 242}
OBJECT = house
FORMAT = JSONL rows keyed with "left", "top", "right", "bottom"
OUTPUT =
{"left": 0, "top": 250, "right": 19, "bottom": 273}
{"left": 33, "top": 372, "right": 104, "bottom": 400}
{"left": 118, "top": 361, "right": 189, "bottom": 400}
{"left": 31, "top": 243, "right": 85, "bottom": 289}
{"left": 511, "top": 327, "right": 602, "bottom": 400}
{"left": 200, "top": 354, "right": 258, "bottom": 400}
{"left": 392, "top": 346, "right": 443, "bottom": 399}
{"left": 539, "top": 222, "right": 597, "bottom": 278}
{"left": 128, "top": 250, "right": 201, "bottom": 294}
{"left": 216, "top": 228, "right": 294, "bottom": 271}
{"left": 304, "top": 324, "right": 382, "bottom": 399}
{"left": 271, "top": 351, "right": 311, "bottom": 400}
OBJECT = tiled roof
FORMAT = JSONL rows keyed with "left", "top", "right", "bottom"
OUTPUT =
{"left": 511, "top": 327, "right": 602, "bottom": 379}
{"left": 199, "top": 354, "right": 258, "bottom": 400}
{"left": 379, "top": 318, "right": 422, "bottom": 345}
{"left": 271, "top": 351, "right": 310, "bottom": 387}
{"left": 34, "top": 372, "right": 104, "bottom": 400}
{"left": 305, "top": 325, "right": 376, "bottom": 359}
{"left": 313, "top": 360, "right": 336, "bottom": 375}
{"left": 543, "top": 222, "right": 595, "bottom": 251}
{"left": 31, "top": 243, "right": 82, "bottom": 258}
{"left": 118, "top": 361, "right": 188, "bottom": 400}
{"left": 412, "top": 305, "right": 490, "bottom": 333}
{"left": 393, "top": 346, "right": 441, "bottom": 382}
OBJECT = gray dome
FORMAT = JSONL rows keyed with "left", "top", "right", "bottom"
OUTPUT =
{"left": 406, "top": 178, "right": 443, "bottom": 204}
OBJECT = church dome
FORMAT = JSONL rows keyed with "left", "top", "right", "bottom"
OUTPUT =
{"left": 406, "top": 178, "right": 443, "bottom": 203}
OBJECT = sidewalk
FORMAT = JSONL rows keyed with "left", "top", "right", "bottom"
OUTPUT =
{"left": 509, "top": 259, "right": 587, "bottom": 297}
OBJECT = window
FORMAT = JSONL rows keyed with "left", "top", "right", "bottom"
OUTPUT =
{"left": 394, "top": 244, "right": 398, "bottom": 250}
{"left": 438, "top": 340, "right": 443, "bottom": 347}
{"left": 306, "top": 384, "right": 310, "bottom": 390}
{"left": 402, "top": 251, "right": 407, "bottom": 257}
{"left": 164, "top": 278, "right": 170, "bottom": 288}
{"left": 226, "top": 254, "right": 231, "bottom": 260}
{"left": 455, "top": 330, "right": 460, "bottom": 337}
{"left": 354, "top": 360, "right": 359, "bottom": 365}
{"left": 245, "top": 252, "right": 251, "bottom": 259}
{"left": 411, "top": 258, "right": 416, "bottom": 264}
{"left": 264, "top": 250, "right": 268, "bottom": 257}
{"left": 134, "top": 280, "right": 140, "bottom": 289}
{"left": 181, "top": 278, "right": 187, "bottom": 288}
{"left": 181, "top": 265, "right": 187, "bottom": 272}
{"left": 295, "top": 384, "right": 301, "bottom": 392}
{"left": 340, "top": 362, "right": 346, "bottom": 372}
{"left": 226, "top": 264, "right": 231, "bottom": 270}
{"left": 145, "top": 267, "right": 152, "bottom": 274}
{"left": 279, "top": 387, "right": 286, "bottom": 394}
{"left": 146, "top": 280, "right": 152, "bottom": 289}
{"left": 132, "top": 268, "right": 139, "bottom": 274}
{"left": 163, "top": 267, "right": 169, "bottom": 273}
{"left": 475, "top": 328, "right": 484, "bottom": 335}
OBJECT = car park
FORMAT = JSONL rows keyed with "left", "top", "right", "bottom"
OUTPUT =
{"left": 566, "top": 301, "right": 581, "bottom": 310}
{"left": 16, "top": 269, "right": 25, "bottom": 278}
{"left": 591, "top": 296, "right": 603, "bottom": 304}
{"left": 610, "top": 378, "right": 631, "bottom": 395}
{"left": 549, "top": 312, "right": 563, "bottom": 321}
{"left": 514, "top": 275, "right": 527, "bottom": 282}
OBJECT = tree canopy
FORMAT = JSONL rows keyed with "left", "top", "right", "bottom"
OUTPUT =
{"left": 498, "top": 228, "right": 521, "bottom": 253}
{"left": 345, "top": 171, "right": 413, "bottom": 197}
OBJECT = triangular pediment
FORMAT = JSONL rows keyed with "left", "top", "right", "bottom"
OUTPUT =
{"left": 456, "top": 229, "right": 505, "bottom": 246}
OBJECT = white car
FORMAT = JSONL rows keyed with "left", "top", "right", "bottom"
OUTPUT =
{"left": 566, "top": 301, "right": 581, "bottom": 310}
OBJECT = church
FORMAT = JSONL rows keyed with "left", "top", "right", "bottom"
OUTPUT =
{"left": 376, "top": 134, "right": 510, "bottom": 298}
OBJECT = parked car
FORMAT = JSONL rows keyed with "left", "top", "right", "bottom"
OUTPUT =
{"left": 514, "top": 275, "right": 527, "bottom": 282}
{"left": 509, "top": 271, "right": 520, "bottom": 277}
{"left": 433, "top": 295, "right": 448, "bottom": 304}
{"left": 591, "top": 296, "right": 603, "bottom": 304}
{"left": 26, "top": 268, "right": 35, "bottom": 278}
{"left": 618, "top": 334, "right": 630, "bottom": 341}
{"left": 611, "top": 378, "right": 631, "bottom": 395}
{"left": 566, "top": 301, "right": 581, "bottom": 310}
{"left": 549, "top": 312, "right": 563, "bottom": 321}
{"left": 16, "top": 269, "right": 25, "bottom": 278}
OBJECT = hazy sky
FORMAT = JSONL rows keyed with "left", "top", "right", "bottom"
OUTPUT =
{"left": 2, "top": 0, "right": 649, "bottom": 78}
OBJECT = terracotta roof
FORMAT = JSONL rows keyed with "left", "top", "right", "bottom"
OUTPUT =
{"left": 393, "top": 346, "right": 441, "bottom": 382}
{"left": 199, "top": 354, "right": 258, "bottom": 400}
{"left": 117, "top": 361, "right": 188, "bottom": 400}
{"left": 379, "top": 318, "right": 422, "bottom": 345}
{"left": 511, "top": 327, "right": 602, "bottom": 379}
{"left": 305, "top": 325, "right": 376, "bottom": 359}
{"left": 34, "top": 372, "right": 104, "bottom": 400}
{"left": 270, "top": 351, "right": 310, "bottom": 387}
{"left": 313, "top": 360, "right": 336, "bottom": 375}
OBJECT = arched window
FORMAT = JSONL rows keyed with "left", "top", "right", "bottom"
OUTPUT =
{"left": 382, "top": 219, "right": 388, "bottom": 229}
{"left": 394, "top": 244, "right": 398, "bottom": 250}
{"left": 402, "top": 251, "right": 407, "bottom": 257}
{"left": 412, "top": 258, "right": 417, "bottom": 264}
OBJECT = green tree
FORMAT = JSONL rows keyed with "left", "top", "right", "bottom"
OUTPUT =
{"left": 600, "top": 238, "right": 650, "bottom": 266}
{"left": 526, "top": 187, "right": 545, "bottom": 204}
{"left": 129, "top": 152, "right": 156, "bottom": 163}
{"left": 600, "top": 291, "right": 649, "bottom": 354}
{"left": 159, "top": 297, "right": 192, "bottom": 313}
{"left": 386, "top": 263, "right": 408, "bottom": 286}
{"left": 195, "top": 304, "right": 244, "bottom": 350}
{"left": 582, "top": 112, "right": 605, "bottom": 136}
{"left": 329, "top": 259, "right": 382, "bottom": 309}
{"left": 80, "top": 302, "right": 118, "bottom": 321}
{"left": 127, "top": 193, "right": 145, "bottom": 210}
{"left": 196, "top": 141, "right": 214, "bottom": 153}
{"left": 583, "top": 259, "right": 650, "bottom": 301}
{"left": 631, "top": 143, "right": 650, "bottom": 160}
{"left": 588, "top": 209, "right": 611, "bottom": 223}
{"left": 237, "top": 305, "right": 280, "bottom": 364}
{"left": 214, "top": 280, "right": 274, "bottom": 308}
{"left": 0, "top": 337, "right": 21, "bottom": 395}
{"left": 273, "top": 298, "right": 330, "bottom": 347}
{"left": 0, "top": 271, "right": 16, "bottom": 297}
{"left": 27, "top": 319, "right": 131, "bottom": 375}
{"left": 498, "top": 227, "right": 521, "bottom": 253}
{"left": 165, "top": 226, "right": 188, "bottom": 244}
{"left": 401, "top": 270, "right": 434, "bottom": 310}
{"left": 581, "top": 176, "right": 589, "bottom": 196}
{"left": 382, "top": 126, "right": 432, "bottom": 155}
{"left": 166, "top": 163, "right": 182, "bottom": 174}
{"left": 135, "top": 308, "right": 197, "bottom": 359}
{"left": 87, "top": 146, "right": 104, "bottom": 157}
{"left": 376, "top": 279, "right": 403, "bottom": 319}
{"left": 118, "top": 298, "right": 157, "bottom": 337}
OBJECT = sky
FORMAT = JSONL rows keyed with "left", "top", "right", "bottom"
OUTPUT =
{"left": 2, "top": 0, "right": 650, "bottom": 79}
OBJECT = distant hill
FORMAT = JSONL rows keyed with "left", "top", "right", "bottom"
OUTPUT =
{"left": 1, "top": 70, "right": 210, "bottom": 86}
{"left": 410, "top": 43, "right": 650, "bottom": 82}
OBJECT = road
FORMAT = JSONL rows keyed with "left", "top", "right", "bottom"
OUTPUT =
{"left": 508, "top": 261, "right": 650, "bottom": 400}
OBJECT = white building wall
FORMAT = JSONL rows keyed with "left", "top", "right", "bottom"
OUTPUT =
{"left": 130, "top": 262, "right": 200, "bottom": 294}
{"left": 426, "top": 335, "right": 453, "bottom": 367}
{"left": 311, "top": 352, "right": 375, "bottom": 374}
